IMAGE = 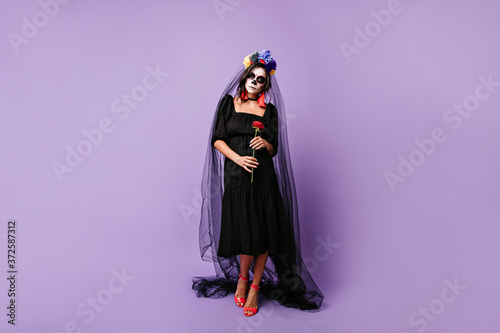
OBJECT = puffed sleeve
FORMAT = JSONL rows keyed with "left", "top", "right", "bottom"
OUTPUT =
{"left": 211, "top": 94, "right": 232, "bottom": 147}
{"left": 268, "top": 104, "right": 278, "bottom": 158}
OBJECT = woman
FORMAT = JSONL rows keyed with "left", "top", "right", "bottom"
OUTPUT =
{"left": 192, "top": 49, "right": 324, "bottom": 316}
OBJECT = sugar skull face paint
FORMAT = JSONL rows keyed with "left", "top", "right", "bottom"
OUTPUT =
{"left": 245, "top": 67, "right": 266, "bottom": 94}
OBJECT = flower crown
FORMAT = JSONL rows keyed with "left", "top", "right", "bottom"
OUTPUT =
{"left": 242, "top": 49, "right": 277, "bottom": 75}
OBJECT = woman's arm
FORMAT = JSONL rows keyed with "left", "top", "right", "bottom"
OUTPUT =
{"left": 214, "top": 140, "right": 240, "bottom": 163}
{"left": 265, "top": 141, "right": 274, "bottom": 156}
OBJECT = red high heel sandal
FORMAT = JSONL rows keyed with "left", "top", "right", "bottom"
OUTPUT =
{"left": 243, "top": 283, "right": 260, "bottom": 317}
{"left": 234, "top": 272, "right": 249, "bottom": 308}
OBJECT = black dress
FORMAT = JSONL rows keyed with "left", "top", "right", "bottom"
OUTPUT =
{"left": 211, "top": 94, "right": 293, "bottom": 257}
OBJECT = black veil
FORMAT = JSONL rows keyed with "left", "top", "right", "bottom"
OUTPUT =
{"left": 191, "top": 63, "right": 324, "bottom": 311}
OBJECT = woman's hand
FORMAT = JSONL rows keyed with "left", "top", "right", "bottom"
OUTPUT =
{"left": 236, "top": 156, "right": 259, "bottom": 173}
{"left": 250, "top": 136, "right": 273, "bottom": 156}
{"left": 250, "top": 136, "right": 268, "bottom": 150}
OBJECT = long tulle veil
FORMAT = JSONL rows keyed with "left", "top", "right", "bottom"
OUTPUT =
{"left": 191, "top": 63, "right": 324, "bottom": 310}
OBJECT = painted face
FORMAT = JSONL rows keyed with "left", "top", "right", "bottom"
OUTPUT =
{"left": 245, "top": 67, "right": 266, "bottom": 94}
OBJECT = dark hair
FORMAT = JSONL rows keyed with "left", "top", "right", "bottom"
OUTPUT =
{"left": 235, "top": 62, "right": 272, "bottom": 102}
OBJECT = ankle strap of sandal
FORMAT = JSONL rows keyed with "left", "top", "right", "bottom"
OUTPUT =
{"left": 238, "top": 272, "right": 249, "bottom": 281}
{"left": 250, "top": 283, "right": 260, "bottom": 290}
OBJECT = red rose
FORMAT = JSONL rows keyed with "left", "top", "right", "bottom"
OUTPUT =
{"left": 252, "top": 121, "right": 265, "bottom": 130}
{"left": 250, "top": 121, "right": 265, "bottom": 183}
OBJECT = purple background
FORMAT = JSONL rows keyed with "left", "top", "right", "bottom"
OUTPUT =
{"left": 1, "top": 0, "right": 499, "bottom": 332}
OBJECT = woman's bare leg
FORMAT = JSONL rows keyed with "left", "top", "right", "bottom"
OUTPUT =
{"left": 235, "top": 254, "right": 253, "bottom": 306}
{"left": 244, "top": 250, "right": 269, "bottom": 315}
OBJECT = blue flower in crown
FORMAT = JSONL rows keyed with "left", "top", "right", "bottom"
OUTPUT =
{"left": 258, "top": 49, "right": 272, "bottom": 63}
{"left": 265, "top": 59, "right": 277, "bottom": 74}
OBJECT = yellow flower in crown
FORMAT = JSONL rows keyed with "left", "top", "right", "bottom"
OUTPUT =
{"left": 242, "top": 49, "right": 277, "bottom": 75}
{"left": 243, "top": 55, "right": 252, "bottom": 68}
